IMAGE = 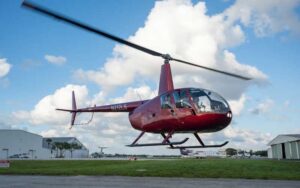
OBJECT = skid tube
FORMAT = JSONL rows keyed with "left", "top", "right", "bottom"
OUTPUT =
{"left": 169, "top": 132, "right": 229, "bottom": 149}
{"left": 127, "top": 131, "right": 189, "bottom": 147}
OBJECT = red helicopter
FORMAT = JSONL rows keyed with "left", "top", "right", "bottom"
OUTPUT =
{"left": 23, "top": 1, "right": 250, "bottom": 149}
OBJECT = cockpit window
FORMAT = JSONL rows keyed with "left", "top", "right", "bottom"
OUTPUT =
{"left": 160, "top": 93, "right": 172, "bottom": 109}
{"left": 173, "top": 90, "right": 192, "bottom": 108}
{"left": 203, "top": 89, "right": 229, "bottom": 112}
{"left": 190, "top": 88, "right": 230, "bottom": 113}
{"left": 190, "top": 89, "right": 211, "bottom": 112}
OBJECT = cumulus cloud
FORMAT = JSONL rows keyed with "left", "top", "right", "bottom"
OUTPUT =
{"left": 13, "top": 84, "right": 89, "bottom": 125}
{"left": 222, "top": 126, "right": 273, "bottom": 149}
{"left": 228, "top": 94, "right": 247, "bottom": 116}
{"left": 111, "top": 85, "right": 157, "bottom": 103}
{"left": 12, "top": 83, "right": 165, "bottom": 154}
{"left": 249, "top": 98, "right": 274, "bottom": 115}
{"left": 73, "top": 0, "right": 268, "bottom": 101}
{"left": 45, "top": 55, "right": 67, "bottom": 65}
{"left": 223, "top": 0, "right": 300, "bottom": 37}
{"left": 0, "top": 58, "right": 12, "bottom": 78}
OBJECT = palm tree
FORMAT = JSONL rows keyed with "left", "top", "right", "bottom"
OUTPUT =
{"left": 69, "top": 143, "right": 82, "bottom": 158}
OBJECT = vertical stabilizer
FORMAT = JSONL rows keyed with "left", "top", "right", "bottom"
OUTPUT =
{"left": 71, "top": 91, "right": 77, "bottom": 126}
{"left": 158, "top": 63, "right": 174, "bottom": 95}
{"left": 72, "top": 91, "right": 77, "bottom": 111}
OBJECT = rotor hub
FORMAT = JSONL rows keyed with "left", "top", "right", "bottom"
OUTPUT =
{"left": 162, "top": 54, "right": 172, "bottom": 64}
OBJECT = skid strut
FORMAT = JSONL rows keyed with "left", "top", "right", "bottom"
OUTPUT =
{"left": 161, "top": 132, "right": 174, "bottom": 148}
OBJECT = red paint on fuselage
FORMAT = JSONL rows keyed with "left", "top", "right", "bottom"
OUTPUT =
{"left": 129, "top": 89, "right": 232, "bottom": 133}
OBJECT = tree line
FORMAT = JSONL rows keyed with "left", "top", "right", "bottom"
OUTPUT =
{"left": 45, "top": 138, "right": 82, "bottom": 158}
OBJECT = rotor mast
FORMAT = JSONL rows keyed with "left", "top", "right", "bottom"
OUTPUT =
{"left": 158, "top": 54, "right": 174, "bottom": 95}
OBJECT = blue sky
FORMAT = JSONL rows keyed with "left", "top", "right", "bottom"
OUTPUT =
{"left": 1, "top": 0, "right": 300, "bottom": 154}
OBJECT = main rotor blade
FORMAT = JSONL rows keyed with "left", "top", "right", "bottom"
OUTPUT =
{"left": 171, "top": 58, "right": 251, "bottom": 80}
{"left": 22, "top": 1, "right": 163, "bottom": 57}
{"left": 22, "top": 1, "right": 251, "bottom": 81}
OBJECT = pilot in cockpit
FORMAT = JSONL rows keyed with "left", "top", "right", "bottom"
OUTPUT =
{"left": 193, "top": 95, "right": 211, "bottom": 112}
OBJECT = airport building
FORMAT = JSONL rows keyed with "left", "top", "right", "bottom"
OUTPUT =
{"left": 267, "top": 134, "right": 300, "bottom": 160}
{"left": 0, "top": 129, "right": 89, "bottom": 159}
{"left": 42, "top": 137, "right": 89, "bottom": 158}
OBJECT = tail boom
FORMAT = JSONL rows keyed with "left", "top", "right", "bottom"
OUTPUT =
{"left": 56, "top": 91, "right": 148, "bottom": 126}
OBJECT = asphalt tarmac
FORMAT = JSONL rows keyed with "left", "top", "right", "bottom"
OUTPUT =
{"left": 0, "top": 175, "right": 299, "bottom": 188}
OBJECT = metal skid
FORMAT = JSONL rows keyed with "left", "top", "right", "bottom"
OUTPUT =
{"left": 127, "top": 131, "right": 228, "bottom": 149}
{"left": 127, "top": 131, "right": 189, "bottom": 148}
{"left": 169, "top": 132, "right": 229, "bottom": 149}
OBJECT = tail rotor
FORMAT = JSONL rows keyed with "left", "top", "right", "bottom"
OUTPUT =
{"left": 56, "top": 90, "right": 78, "bottom": 128}
{"left": 70, "top": 91, "right": 77, "bottom": 127}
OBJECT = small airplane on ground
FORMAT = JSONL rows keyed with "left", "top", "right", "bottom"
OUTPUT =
{"left": 180, "top": 148, "right": 226, "bottom": 158}
{"left": 22, "top": 1, "right": 250, "bottom": 149}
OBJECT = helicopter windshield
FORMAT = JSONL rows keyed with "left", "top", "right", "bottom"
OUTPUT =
{"left": 189, "top": 88, "right": 230, "bottom": 113}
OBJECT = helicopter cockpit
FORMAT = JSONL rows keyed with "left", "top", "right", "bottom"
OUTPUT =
{"left": 189, "top": 88, "right": 230, "bottom": 113}
{"left": 160, "top": 88, "right": 230, "bottom": 114}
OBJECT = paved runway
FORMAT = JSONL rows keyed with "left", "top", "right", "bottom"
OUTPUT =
{"left": 0, "top": 175, "right": 299, "bottom": 188}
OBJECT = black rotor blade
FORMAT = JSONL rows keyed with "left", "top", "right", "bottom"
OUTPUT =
{"left": 22, "top": 1, "right": 163, "bottom": 57}
{"left": 171, "top": 58, "right": 251, "bottom": 80}
{"left": 22, "top": 1, "right": 251, "bottom": 81}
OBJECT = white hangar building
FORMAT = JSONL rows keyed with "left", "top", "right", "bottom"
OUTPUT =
{"left": 0, "top": 129, "right": 89, "bottom": 159}
{"left": 267, "top": 134, "right": 300, "bottom": 160}
{"left": 0, "top": 129, "right": 50, "bottom": 159}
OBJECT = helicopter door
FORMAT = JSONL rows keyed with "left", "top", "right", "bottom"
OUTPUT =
{"left": 159, "top": 93, "right": 178, "bottom": 131}
{"left": 160, "top": 93, "right": 175, "bottom": 116}
{"left": 173, "top": 90, "right": 196, "bottom": 117}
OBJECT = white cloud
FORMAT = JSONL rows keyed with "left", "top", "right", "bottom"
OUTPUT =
{"left": 222, "top": 126, "right": 273, "bottom": 149}
{"left": 13, "top": 84, "right": 89, "bottom": 125}
{"left": 249, "top": 98, "right": 274, "bottom": 115}
{"left": 73, "top": 0, "right": 268, "bottom": 102}
{"left": 45, "top": 55, "right": 67, "bottom": 65}
{"left": 0, "top": 58, "right": 12, "bottom": 78}
{"left": 228, "top": 94, "right": 247, "bottom": 116}
{"left": 111, "top": 85, "right": 156, "bottom": 103}
{"left": 223, "top": 0, "right": 300, "bottom": 37}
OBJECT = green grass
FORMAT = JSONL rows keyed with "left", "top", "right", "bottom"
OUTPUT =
{"left": 0, "top": 159, "right": 299, "bottom": 180}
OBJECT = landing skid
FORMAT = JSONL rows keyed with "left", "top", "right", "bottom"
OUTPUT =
{"left": 127, "top": 131, "right": 189, "bottom": 148}
{"left": 127, "top": 138, "right": 189, "bottom": 147}
{"left": 169, "top": 141, "right": 228, "bottom": 149}
{"left": 169, "top": 132, "right": 229, "bottom": 149}
{"left": 126, "top": 131, "right": 228, "bottom": 149}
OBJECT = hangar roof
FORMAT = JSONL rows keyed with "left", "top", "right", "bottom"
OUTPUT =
{"left": 0, "top": 129, "right": 42, "bottom": 138}
{"left": 268, "top": 134, "right": 300, "bottom": 146}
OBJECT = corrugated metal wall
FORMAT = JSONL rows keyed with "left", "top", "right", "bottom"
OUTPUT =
{"left": 271, "top": 144, "right": 282, "bottom": 159}
{"left": 285, "top": 142, "right": 291, "bottom": 159}
{"left": 271, "top": 141, "right": 300, "bottom": 160}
